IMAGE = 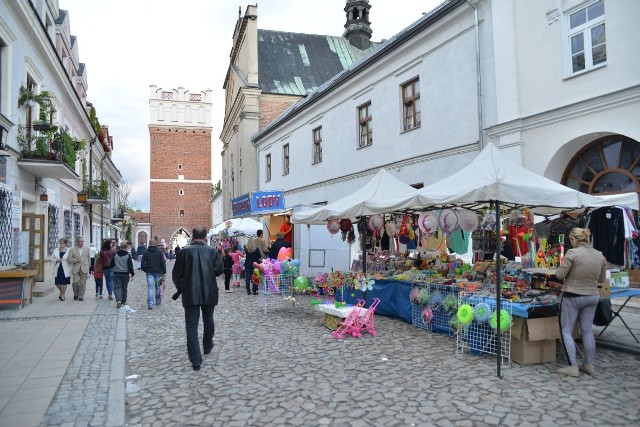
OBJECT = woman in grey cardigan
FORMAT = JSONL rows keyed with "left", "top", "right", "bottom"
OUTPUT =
{"left": 555, "top": 227, "right": 606, "bottom": 377}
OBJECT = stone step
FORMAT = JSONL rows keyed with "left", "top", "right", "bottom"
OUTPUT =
{"left": 33, "top": 284, "right": 55, "bottom": 297}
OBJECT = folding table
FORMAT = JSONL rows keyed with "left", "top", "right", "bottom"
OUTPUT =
{"left": 599, "top": 288, "right": 640, "bottom": 343}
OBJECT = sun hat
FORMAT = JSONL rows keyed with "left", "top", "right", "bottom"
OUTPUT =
{"left": 457, "top": 303, "right": 474, "bottom": 325}
{"left": 339, "top": 219, "right": 352, "bottom": 233}
{"left": 442, "top": 294, "right": 458, "bottom": 313}
{"left": 327, "top": 220, "right": 340, "bottom": 235}
{"left": 422, "top": 306, "right": 434, "bottom": 324}
{"left": 473, "top": 302, "right": 492, "bottom": 323}
{"left": 489, "top": 309, "right": 511, "bottom": 332}
{"left": 418, "top": 211, "right": 438, "bottom": 235}
{"left": 439, "top": 208, "right": 459, "bottom": 234}
{"left": 410, "top": 287, "right": 421, "bottom": 305}
{"left": 384, "top": 221, "right": 396, "bottom": 236}
{"left": 367, "top": 215, "right": 384, "bottom": 233}
{"left": 457, "top": 209, "right": 479, "bottom": 232}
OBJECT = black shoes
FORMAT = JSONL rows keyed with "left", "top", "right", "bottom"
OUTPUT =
{"left": 78, "top": 298, "right": 84, "bottom": 301}
{"left": 192, "top": 365, "right": 201, "bottom": 371}
{"left": 73, "top": 296, "right": 79, "bottom": 300}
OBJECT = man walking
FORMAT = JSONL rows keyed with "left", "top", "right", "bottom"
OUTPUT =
{"left": 136, "top": 242, "right": 146, "bottom": 270}
{"left": 142, "top": 238, "right": 166, "bottom": 309}
{"left": 68, "top": 236, "right": 90, "bottom": 301}
{"left": 89, "top": 243, "right": 97, "bottom": 274}
{"left": 113, "top": 242, "right": 135, "bottom": 308}
{"left": 172, "top": 226, "right": 223, "bottom": 371}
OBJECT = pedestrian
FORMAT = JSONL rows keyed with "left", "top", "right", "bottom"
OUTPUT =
{"left": 113, "top": 242, "right": 135, "bottom": 309}
{"left": 99, "top": 239, "right": 116, "bottom": 300}
{"left": 268, "top": 232, "right": 291, "bottom": 260}
{"left": 244, "top": 230, "right": 267, "bottom": 295}
{"left": 51, "top": 238, "right": 71, "bottom": 301}
{"left": 141, "top": 238, "right": 166, "bottom": 309}
{"left": 229, "top": 244, "right": 243, "bottom": 288}
{"left": 94, "top": 250, "right": 104, "bottom": 298}
{"left": 175, "top": 245, "right": 181, "bottom": 257}
{"left": 172, "top": 226, "right": 223, "bottom": 371}
{"left": 89, "top": 242, "right": 97, "bottom": 274}
{"left": 68, "top": 236, "right": 90, "bottom": 301}
{"left": 136, "top": 242, "right": 146, "bottom": 270}
{"left": 223, "top": 248, "right": 233, "bottom": 292}
{"left": 555, "top": 227, "right": 606, "bottom": 378}
{"left": 280, "top": 215, "right": 293, "bottom": 246}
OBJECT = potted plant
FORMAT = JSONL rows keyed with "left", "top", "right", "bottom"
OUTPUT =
{"left": 18, "top": 86, "right": 56, "bottom": 132}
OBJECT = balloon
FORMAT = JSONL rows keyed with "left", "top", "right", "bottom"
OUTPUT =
{"left": 273, "top": 261, "right": 282, "bottom": 273}
{"left": 277, "top": 247, "right": 292, "bottom": 261}
{"left": 293, "top": 276, "right": 309, "bottom": 292}
{"left": 292, "top": 259, "right": 301, "bottom": 267}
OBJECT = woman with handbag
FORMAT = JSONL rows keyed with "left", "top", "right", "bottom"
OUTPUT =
{"left": 555, "top": 227, "right": 606, "bottom": 377}
{"left": 51, "top": 238, "right": 71, "bottom": 301}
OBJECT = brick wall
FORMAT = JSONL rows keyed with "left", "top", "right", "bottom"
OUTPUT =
{"left": 259, "top": 99, "right": 296, "bottom": 130}
{"left": 149, "top": 126, "right": 212, "bottom": 242}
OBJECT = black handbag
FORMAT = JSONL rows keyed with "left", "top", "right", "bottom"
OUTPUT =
{"left": 593, "top": 299, "right": 613, "bottom": 326}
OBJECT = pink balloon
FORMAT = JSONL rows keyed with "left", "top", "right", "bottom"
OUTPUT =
{"left": 273, "top": 261, "right": 282, "bottom": 273}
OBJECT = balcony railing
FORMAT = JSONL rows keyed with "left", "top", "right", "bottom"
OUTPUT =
{"left": 84, "top": 180, "right": 109, "bottom": 204}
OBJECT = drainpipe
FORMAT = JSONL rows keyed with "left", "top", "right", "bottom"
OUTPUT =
{"left": 467, "top": 0, "right": 484, "bottom": 150}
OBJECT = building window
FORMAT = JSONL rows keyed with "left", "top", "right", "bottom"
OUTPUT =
{"left": 402, "top": 77, "right": 421, "bottom": 131}
{"left": 178, "top": 164, "right": 182, "bottom": 170}
{"left": 568, "top": 0, "right": 605, "bottom": 74}
{"left": 357, "top": 102, "right": 372, "bottom": 148}
{"left": 266, "top": 153, "right": 271, "bottom": 182}
{"left": 179, "top": 189, "right": 184, "bottom": 195}
{"left": 179, "top": 209, "right": 184, "bottom": 217}
{"left": 313, "top": 126, "right": 322, "bottom": 164}
{"left": 283, "top": 143, "right": 290, "bottom": 175}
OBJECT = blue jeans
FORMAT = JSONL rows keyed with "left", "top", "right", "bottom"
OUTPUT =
{"left": 184, "top": 305, "right": 215, "bottom": 367}
{"left": 146, "top": 273, "right": 163, "bottom": 307}
{"left": 104, "top": 268, "right": 115, "bottom": 296}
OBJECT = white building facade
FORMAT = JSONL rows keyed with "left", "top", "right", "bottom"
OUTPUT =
{"left": 253, "top": 0, "right": 640, "bottom": 275}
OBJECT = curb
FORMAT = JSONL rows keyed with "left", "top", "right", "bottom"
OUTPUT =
{"left": 107, "top": 307, "right": 127, "bottom": 427}
{"left": 594, "top": 337, "right": 640, "bottom": 356}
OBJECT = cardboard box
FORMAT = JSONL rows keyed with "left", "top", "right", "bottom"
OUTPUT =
{"left": 599, "top": 283, "right": 611, "bottom": 299}
{"left": 511, "top": 316, "right": 560, "bottom": 364}
{"left": 610, "top": 272, "right": 630, "bottom": 289}
{"left": 628, "top": 270, "right": 640, "bottom": 288}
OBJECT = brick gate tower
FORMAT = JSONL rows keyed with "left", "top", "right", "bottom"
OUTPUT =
{"left": 149, "top": 85, "right": 213, "bottom": 246}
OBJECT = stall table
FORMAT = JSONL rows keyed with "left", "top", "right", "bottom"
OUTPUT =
{"left": 0, "top": 269, "right": 37, "bottom": 308}
{"left": 599, "top": 288, "right": 640, "bottom": 343}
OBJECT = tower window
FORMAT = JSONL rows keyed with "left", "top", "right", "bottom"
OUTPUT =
{"left": 179, "top": 189, "right": 184, "bottom": 195}
{"left": 178, "top": 164, "right": 183, "bottom": 170}
{"left": 179, "top": 210, "right": 185, "bottom": 217}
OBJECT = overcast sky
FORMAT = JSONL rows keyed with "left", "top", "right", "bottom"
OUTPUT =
{"left": 59, "top": 0, "right": 443, "bottom": 211}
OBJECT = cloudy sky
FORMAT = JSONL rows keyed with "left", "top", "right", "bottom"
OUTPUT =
{"left": 59, "top": 0, "right": 443, "bottom": 210}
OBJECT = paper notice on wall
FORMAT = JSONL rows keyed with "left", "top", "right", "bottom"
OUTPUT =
{"left": 12, "top": 231, "right": 29, "bottom": 265}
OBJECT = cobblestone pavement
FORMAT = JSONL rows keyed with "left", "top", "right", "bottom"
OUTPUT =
{"left": 124, "top": 264, "right": 640, "bottom": 427}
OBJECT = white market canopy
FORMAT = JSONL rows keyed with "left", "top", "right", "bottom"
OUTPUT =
{"left": 367, "top": 143, "right": 639, "bottom": 214}
{"left": 209, "top": 218, "right": 264, "bottom": 237}
{"left": 292, "top": 169, "right": 419, "bottom": 224}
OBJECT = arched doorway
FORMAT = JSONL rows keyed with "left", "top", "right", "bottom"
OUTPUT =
{"left": 170, "top": 228, "right": 190, "bottom": 249}
{"left": 137, "top": 231, "right": 148, "bottom": 246}
{"left": 561, "top": 135, "right": 640, "bottom": 196}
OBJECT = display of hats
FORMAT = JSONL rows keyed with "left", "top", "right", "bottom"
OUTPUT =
{"left": 410, "top": 287, "right": 420, "bottom": 305}
{"left": 421, "top": 229, "right": 445, "bottom": 252}
{"left": 429, "top": 291, "right": 444, "bottom": 309}
{"left": 439, "top": 208, "right": 459, "bottom": 234}
{"left": 422, "top": 306, "right": 434, "bottom": 324}
{"left": 457, "top": 303, "right": 474, "bottom": 325}
{"left": 489, "top": 309, "right": 512, "bottom": 332}
{"left": 417, "top": 288, "right": 430, "bottom": 305}
{"left": 367, "top": 215, "right": 384, "bottom": 233}
{"left": 327, "top": 220, "right": 340, "bottom": 235}
{"left": 473, "top": 302, "right": 493, "bottom": 323}
{"left": 457, "top": 209, "right": 479, "bottom": 232}
{"left": 339, "top": 219, "right": 352, "bottom": 233}
{"left": 417, "top": 211, "right": 439, "bottom": 234}
{"left": 384, "top": 221, "right": 396, "bottom": 236}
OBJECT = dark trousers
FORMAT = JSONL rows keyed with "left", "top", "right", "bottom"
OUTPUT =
{"left": 95, "top": 278, "right": 103, "bottom": 295}
{"left": 114, "top": 273, "right": 130, "bottom": 304}
{"left": 245, "top": 272, "right": 258, "bottom": 295}
{"left": 224, "top": 270, "right": 232, "bottom": 290}
{"left": 184, "top": 305, "right": 215, "bottom": 367}
{"left": 90, "top": 257, "right": 95, "bottom": 273}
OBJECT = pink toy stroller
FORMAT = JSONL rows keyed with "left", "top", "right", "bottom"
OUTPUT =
{"left": 331, "top": 300, "right": 365, "bottom": 339}
{"left": 356, "top": 298, "right": 380, "bottom": 337}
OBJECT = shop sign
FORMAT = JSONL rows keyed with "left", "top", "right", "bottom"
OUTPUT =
{"left": 231, "top": 193, "right": 252, "bottom": 217}
{"left": 0, "top": 278, "right": 23, "bottom": 307}
{"left": 250, "top": 190, "right": 285, "bottom": 214}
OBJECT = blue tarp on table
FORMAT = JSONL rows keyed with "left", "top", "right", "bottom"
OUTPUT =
{"left": 339, "top": 279, "right": 412, "bottom": 324}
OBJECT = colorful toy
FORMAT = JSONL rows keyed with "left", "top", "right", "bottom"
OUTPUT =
{"left": 457, "top": 304, "right": 474, "bottom": 325}
{"left": 355, "top": 298, "right": 381, "bottom": 337}
{"left": 473, "top": 302, "right": 492, "bottom": 323}
{"left": 422, "top": 306, "right": 434, "bottom": 324}
{"left": 489, "top": 309, "right": 511, "bottom": 332}
{"left": 331, "top": 300, "right": 365, "bottom": 339}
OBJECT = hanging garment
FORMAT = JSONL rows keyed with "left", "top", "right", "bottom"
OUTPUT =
{"left": 588, "top": 207, "right": 626, "bottom": 266}
{"left": 448, "top": 229, "right": 470, "bottom": 255}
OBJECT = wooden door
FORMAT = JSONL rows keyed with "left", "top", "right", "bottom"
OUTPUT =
{"left": 22, "top": 214, "right": 45, "bottom": 282}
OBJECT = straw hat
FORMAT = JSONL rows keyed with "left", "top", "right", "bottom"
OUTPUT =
{"left": 367, "top": 215, "right": 384, "bottom": 232}
{"left": 417, "top": 211, "right": 438, "bottom": 234}
{"left": 327, "top": 220, "right": 340, "bottom": 235}
{"left": 439, "top": 208, "right": 459, "bottom": 234}
{"left": 458, "top": 209, "right": 479, "bottom": 232}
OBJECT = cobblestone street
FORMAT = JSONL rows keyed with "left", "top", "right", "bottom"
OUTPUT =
{"left": 124, "top": 264, "right": 640, "bottom": 427}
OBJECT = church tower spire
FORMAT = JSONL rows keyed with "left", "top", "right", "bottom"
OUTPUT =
{"left": 343, "top": 0, "right": 372, "bottom": 50}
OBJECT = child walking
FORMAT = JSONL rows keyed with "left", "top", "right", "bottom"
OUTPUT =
{"left": 229, "top": 244, "right": 243, "bottom": 288}
{"left": 223, "top": 248, "right": 233, "bottom": 292}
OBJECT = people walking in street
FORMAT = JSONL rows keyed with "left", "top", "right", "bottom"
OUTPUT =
{"left": 89, "top": 243, "right": 97, "bottom": 274}
{"left": 229, "top": 244, "right": 243, "bottom": 288}
{"left": 223, "top": 248, "right": 233, "bottom": 292}
{"left": 99, "top": 239, "right": 116, "bottom": 300}
{"left": 113, "top": 242, "right": 135, "bottom": 309}
{"left": 555, "top": 227, "right": 606, "bottom": 378}
{"left": 51, "top": 238, "right": 71, "bottom": 301}
{"left": 244, "top": 230, "right": 267, "bottom": 295}
{"left": 174, "top": 245, "right": 181, "bottom": 257}
{"left": 136, "top": 242, "right": 146, "bottom": 270}
{"left": 68, "top": 236, "right": 90, "bottom": 301}
{"left": 141, "top": 238, "right": 166, "bottom": 309}
{"left": 172, "top": 226, "right": 223, "bottom": 371}
{"left": 268, "top": 232, "right": 291, "bottom": 260}
{"left": 94, "top": 250, "right": 104, "bottom": 298}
